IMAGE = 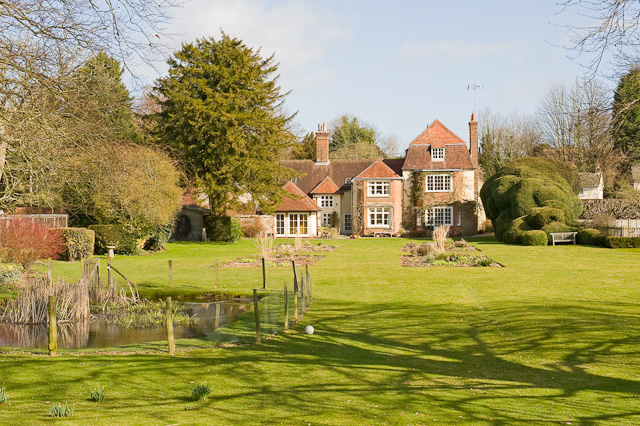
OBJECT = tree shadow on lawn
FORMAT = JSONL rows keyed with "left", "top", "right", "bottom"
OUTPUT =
{"left": 3, "top": 300, "right": 640, "bottom": 425}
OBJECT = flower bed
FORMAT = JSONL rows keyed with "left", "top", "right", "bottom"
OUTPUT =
{"left": 226, "top": 240, "right": 338, "bottom": 268}
{"left": 400, "top": 239, "right": 500, "bottom": 267}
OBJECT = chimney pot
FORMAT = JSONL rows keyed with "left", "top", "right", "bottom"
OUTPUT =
{"left": 315, "top": 122, "right": 330, "bottom": 165}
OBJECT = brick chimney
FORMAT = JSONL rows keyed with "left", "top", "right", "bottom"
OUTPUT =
{"left": 315, "top": 122, "right": 330, "bottom": 165}
{"left": 469, "top": 113, "right": 478, "bottom": 166}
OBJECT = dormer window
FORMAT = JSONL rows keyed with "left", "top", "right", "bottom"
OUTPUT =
{"left": 291, "top": 178, "right": 297, "bottom": 184}
{"left": 345, "top": 178, "right": 352, "bottom": 185}
{"left": 432, "top": 147, "right": 444, "bottom": 161}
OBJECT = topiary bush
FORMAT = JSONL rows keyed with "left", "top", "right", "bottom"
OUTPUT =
{"left": 89, "top": 224, "right": 145, "bottom": 255}
{"left": 604, "top": 236, "right": 640, "bottom": 248}
{"left": 480, "top": 157, "right": 582, "bottom": 244}
{"left": 522, "top": 230, "right": 548, "bottom": 246}
{"left": 206, "top": 216, "right": 242, "bottom": 242}
{"left": 577, "top": 228, "right": 604, "bottom": 246}
{"left": 57, "top": 228, "right": 95, "bottom": 261}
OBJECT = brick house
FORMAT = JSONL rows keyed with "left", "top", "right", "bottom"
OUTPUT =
{"left": 274, "top": 115, "right": 481, "bottom": 237}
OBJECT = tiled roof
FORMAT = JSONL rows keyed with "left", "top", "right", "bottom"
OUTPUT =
{"left": 409, "top": 119, "right": 468, "bottom": 147}
{"left": 281, "top": 159, "right": 405, "bottom": 194}
{"left": 310, "top": 176, "right": 341, "bottom": 194}
{"left": 403, "top": 120, "right": 474, "bottom": 170}
{"left": 275, "top": 181, "right": 321, "bottom": 212}
{"left": 355, "top": 159, "right": 401, "bottom": 179}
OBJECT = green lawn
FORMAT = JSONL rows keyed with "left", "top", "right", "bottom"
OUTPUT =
{"left": 1, "top": 237, "right": 640, "bottom": 425}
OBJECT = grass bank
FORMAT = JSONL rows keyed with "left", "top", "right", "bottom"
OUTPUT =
{"left": 1, "top": 237, "right": 639, "bottom": 425}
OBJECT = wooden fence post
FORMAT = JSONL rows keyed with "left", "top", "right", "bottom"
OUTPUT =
{"left": 262, "top": 258, "right": 266, "bottom": 289}
{"left": 291, "top": 260, "right": 298, "bottom": 293}
{"left": 166, "top": 297, "right": 175, "bottom": 356}
{"left": 214, "top": 303, "right": 221, "bottom": 329}
{"left": 215, "top": 259, "right": 220, "bottom": 288}
{"left": 300, "top": 274, "right": 306, "bottom": 315}
{"left": 47, "top": 258, "right": 52, "bottom": 282}
{"left": 284, "top": 281, "right": 289, "bottom": 331}
{"left": 168, "top": 260, "right": 173, "bottom": 287}
{"left": 253, "top": 289, "right": 261, "bottom": 344}
{"left": 48, "top": 296, "right": 57, "bottom": 356}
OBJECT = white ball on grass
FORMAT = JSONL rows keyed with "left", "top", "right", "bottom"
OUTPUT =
{"left": 304, "top": 325, "right": 315, "bottom": 335}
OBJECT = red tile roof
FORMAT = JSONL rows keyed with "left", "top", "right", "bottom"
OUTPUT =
{"left": 355, "top": 159, "right": 401, "bottom": 179}
{"left": 409, "top": 119, "right": 468, "bottom": 147}
{"left": 310, "top": 176, "right": 341, "bottom": 194}
{"left": 404, "top": 120, "right": 474, "bottom": 170}
{"left": 275, "top": 181, "right": 321, "bottom": 212}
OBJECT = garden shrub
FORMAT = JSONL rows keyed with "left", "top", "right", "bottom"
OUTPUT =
{"left": 522, "top": 230, "right": 548, "bottom": 246}
{"left": 604, "top": 236, "right": 640, "bottom": 248}
{"left": 0, "top": 263, "right": 23, "bottom": 285}
{"left": 89, "top": 224, "right": 144, "bottom": 255}
{"left": 206, "top": 216, "right": 242, "bottom": 242}
{"left": 577, "top": 228, "right": 604, "bottom": 246}
{"left": 480, "top": 157, "right": 582, "bottom": 244}
{"left": 0, "top": 218, "right": 65, "bottom": 269}
{"left": 240, "top": 217, "right": 265, "bottom": 238}
{"left": 57, "top": 227, "right": 95, "bottom": 260}
{"left": 524, "top": 207, "right": 565, "bottom": 229}
{"left": 143, "top": 226, "right": 172, "bottom": 252}
{"left": 503, "top": 217, "right": 531, "bottom": 244}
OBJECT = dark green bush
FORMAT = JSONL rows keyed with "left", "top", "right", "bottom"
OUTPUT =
{"left": 206, "top": 216, "right": 242, "bottom": 242}
{"left": 503, "top": 217, "right": 531, "bottom": 244}
{"left": 89, "top": 224, "right": 144, "bottom": 255}
{"left": 522, "top": 230, "right": 549, "bottom": 246}
{"left": 604, "top": 236, "right": 640, "bottom": 248}
{"left": 143, "top": 226, "right": 172, "bottom": 252}
{"left": 577, "top": 228, "right": 604, "bottom": 246}
{"left": 57, "top": 228, "right": 95, "bottom": 261}
{"left": 524, "top": 207, "right": 565, "bottom": 229}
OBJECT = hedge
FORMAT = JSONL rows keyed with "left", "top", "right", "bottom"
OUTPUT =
{"left": 577, "top": 228, "right": 604, "bottom": 246}
{"left": 503, "top": 217, "right": 531, "bottom": 244}
{"left": 604, "top": 236, "right": 640, "bottom": 248}
{"left": 206, "top": 216, "right": 242, "bottom": 242}
{"left": 522, "top": 230, "right": 548, "bottom": 246}
{"left": 57, "top": 227, "right": 95, "bottom": 261}
{"left": 89, "top": 224, "right": 145, "bottom": 255}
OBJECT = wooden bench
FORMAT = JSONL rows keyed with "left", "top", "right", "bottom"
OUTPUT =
{"left": 550, "top": 232, "right": 577, "bottom": 246}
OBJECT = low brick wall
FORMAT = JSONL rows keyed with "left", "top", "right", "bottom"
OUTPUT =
{"left": 235, "top": 215, "right": 275, "bottom": 236}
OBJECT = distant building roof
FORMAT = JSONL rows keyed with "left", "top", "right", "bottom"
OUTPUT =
{"left": 275, "top": 181, "right": 322, "bottom": 212}
{"left": 310, "top": 176, "right": 341, "bottom": 194}
{"left": 355, "top": 159, "right": 401, "bottom": 179}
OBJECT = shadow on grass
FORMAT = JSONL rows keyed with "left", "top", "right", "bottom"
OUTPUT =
{"left": 3, "top": 298, "right": 640, "bottom": 424}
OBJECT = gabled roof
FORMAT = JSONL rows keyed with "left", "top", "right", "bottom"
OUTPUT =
{"left": 310, "top": 176, "right": 341, "bottom": 194}
{"left": 275, "top": 181, "right": 321, "bottom": 212}
{"left": 409, "top": 119, "right": 468, "bottom": 147}
{"left": 403, "top": 120, "right": 474, "bottom": 171}
{"left": 354, "top": 159, "right": 401, "bottom": 179}
{"left": 281, "top": 159, "right": 405, "bottom": 194}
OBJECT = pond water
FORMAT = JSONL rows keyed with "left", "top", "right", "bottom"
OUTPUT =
{"left": 0, "top": 299, "right": 252, "bottom": 349}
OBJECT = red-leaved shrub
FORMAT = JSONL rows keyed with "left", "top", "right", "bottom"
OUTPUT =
{"left": 0, "top": 217, "right": 65, "bottom": 270}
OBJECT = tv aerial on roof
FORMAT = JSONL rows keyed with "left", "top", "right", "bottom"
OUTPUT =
{"left": 467, "top": 82, "right": 483, "bottom": 113}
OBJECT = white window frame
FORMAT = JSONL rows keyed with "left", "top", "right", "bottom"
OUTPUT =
{"left": 276, "top": 213, "right": 285, "bottom": 236}
{"left": 432, "top": 147, "right": 445, "bottom": 161}
{"left": 426, "top": 174, "right": 452, "bottom": 192}
{"left": 319, "top": 195, "right": 333, "bottom": 207}
{"left": 425, "top": 206, "right": 453, "bottom": 227}
{"left": 289, "top": 213, "right": 308, "bottom": 235}
{"left": 367, "top": 181, "right": 390, "bottom": 196}
{"left": 457, "top": 207, "right": 462, "bottom": 226}
{"left": 368, "top": 207, "right": 390, "bottom": 227}
{"left": 344, "top": 214, "right": 352, "bottom": 232}
{"left": 322, "top": 213, "right": 331, "bottom": 226}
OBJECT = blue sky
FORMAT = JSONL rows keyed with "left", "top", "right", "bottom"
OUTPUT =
{"left": 141, "top": 0, "right": 605, "bottom": 152}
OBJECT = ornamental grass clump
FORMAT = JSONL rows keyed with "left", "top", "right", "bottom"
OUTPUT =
{"left": 90, "top": 385, "right": 105, "bottom": 402}
{"left": 50, "top": 403, "right": 74, "bottom": 417}
{"left": 191, "top": 383, "right": 211, "bottom": 402}
{"left": 254, "top": 232, "right": 274, "bottom": 262}
{"left": 432, "top": 225, "right": 450, "bottom": 252}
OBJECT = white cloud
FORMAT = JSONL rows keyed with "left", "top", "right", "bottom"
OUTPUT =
{"left": 399, "top": 39, "right": 522, "bottom": 63}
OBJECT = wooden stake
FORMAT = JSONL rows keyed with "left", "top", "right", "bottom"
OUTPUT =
{"left": 214, "top": 303, "right": 221, "bottom": 329}
{"left": 168, "top": 260, "right": 173, "bottom": 287}
{"left": 284, "top": 281, "right": 289, "bottom": 331}
{"left": 305, "top": 264, "right": 312, "bottom": 305}
{"left": 48, "top": 296, "right": 57, "bottom": 356}
{"left": 166, "top": 297, "right": 175, "bottom": 356}
{"left": 293, "top": 288, "right": 299, "bottom": 322}
{"left": 300, "top": 274, "right": 306, "bottom": 315}
{"left": 262, "top": 257, "right": 266, "bottom": 289}
{"left": 292, "top": 260, "right": 298, "bottom": 293}
{"left": 253, "top": 289, "right": 261, "bottom": 344}
{"left": 47, "top": 258, "right": 52, "bottom": 282}
{"left": 215, "top": 259, "right": 220, "bottom": 288}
